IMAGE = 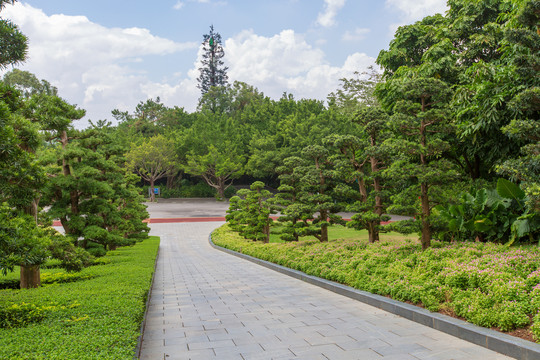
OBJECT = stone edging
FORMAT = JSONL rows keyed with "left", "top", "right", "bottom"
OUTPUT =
{"left": 209, "top": 234, "right": 540, "bottom": 360}
{"left": 134, "top": 243, "right": 161, "bottom": 360}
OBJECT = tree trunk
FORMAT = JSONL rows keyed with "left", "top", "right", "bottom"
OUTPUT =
{"left": 150, "top": 179, "right": 155, "bottom": 202}
{"left": 263, "top": 224, "right": 270, "bottom": 244}
{"left": 357, "top": 177, "right": 368, "bottom": 202}
{"left": 217, "top": 178, "right": 225, "bottom": 200}
{"left": 20, "top": 265, "right": 40, "bottom": 289}
{"left": 419, "top": 114, "right": 431, "bottom": 250}
{"left": 367, "top": 221, "right": 379, "bottom": 243}
{"left": 420, "top": 182, "right": 431, "bottom": 250}
{"left": 320, "top": 223, "right": 328, "bottom": 242}
{"left": 370, "top": 151, "right": 382, "bottom": 243}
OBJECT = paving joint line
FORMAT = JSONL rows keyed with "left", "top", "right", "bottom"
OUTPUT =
{"left": 134, "top": 241, "right": 161, "bottom": 360}
{"left": 208, "top": 233, "right": 540, "bottom": 360}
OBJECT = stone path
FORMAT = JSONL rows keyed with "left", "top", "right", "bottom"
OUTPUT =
{"left": 138, "top": 221, "right": 511, "bottom": 360}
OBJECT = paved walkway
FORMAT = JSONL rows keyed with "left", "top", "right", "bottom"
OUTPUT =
{"left": 138, "top": 222, "right": 511, "bottom": 360}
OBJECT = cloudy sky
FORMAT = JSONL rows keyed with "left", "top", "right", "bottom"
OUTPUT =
{"left": 2, "top": 0, "right": 448, "bottom": 127}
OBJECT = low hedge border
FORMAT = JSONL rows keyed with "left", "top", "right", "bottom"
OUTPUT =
{"left": 209, "top": 233, "right": 540, "bottom": 360}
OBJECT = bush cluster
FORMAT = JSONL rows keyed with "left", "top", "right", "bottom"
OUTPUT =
{"left": 0, "top": 236, "right": 159, "bottom": 359}
{"left": 212, "top": 225, "right": 540, "bottom": 340}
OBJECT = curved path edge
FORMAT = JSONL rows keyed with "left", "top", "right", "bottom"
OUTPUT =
{"left": 208, "top": 234, "right": 540, "bottom": 360}
{"left": 134, "top": 241, "right": 161, "bottom": 360}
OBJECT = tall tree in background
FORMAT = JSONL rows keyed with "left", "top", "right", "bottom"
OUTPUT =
{"left": 0, "top": 0, "right": 27, "bottom": 68}
{"left": 125, "top": 134, "right": 179, "bottom": 202}
{"left": 197, "top": 25, "right": 228, "bottom": 95}
{"left": 3, "top": 69, "right": 58, "bottom": 97}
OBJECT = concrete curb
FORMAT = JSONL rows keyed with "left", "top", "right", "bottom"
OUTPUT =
{"left": 209, "top": 234, "right": 540, "bottom": 360}
{"left": 134, "top": 240, "right": 161, "bottom": 360}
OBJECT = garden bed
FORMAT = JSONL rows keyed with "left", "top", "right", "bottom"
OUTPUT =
{"left": 212, "top": 224, "right": 540, "bottom": 343}
{"left": 0, "top": 237, "right": 159, "bottom": 360}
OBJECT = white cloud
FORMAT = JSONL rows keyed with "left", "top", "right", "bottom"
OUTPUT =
{"left": 317, "top": 0, "right": 346, "bottom": 27}
{"left": 2, "top": 3, "right": 198, "bottom": 127}
{"left": 224, "top": 29, "right": 376, "bottom": 102}
{"left": 342, "top": 27, "right": 370, "bottom": 42}
{"left": 386, "top": 0, "right": 447, "bottom": 23}
{"left": 173, "top": 1, "right": 185, "bottom": 10}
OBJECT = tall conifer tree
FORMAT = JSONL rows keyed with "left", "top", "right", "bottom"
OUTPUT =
{"left": 197, "top": 25, "right": 228, "bottom": 95}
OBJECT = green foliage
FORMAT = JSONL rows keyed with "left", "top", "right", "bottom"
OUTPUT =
{"left": 125, "top": 134, "right": 179, "bottom": 202}
{"left": 0, "top": 0, "right": 27, "bottom": 69}
{"left": 47, "top": 232, "right": 94, "bottom": 272}
{"left": 381, "top": 75, "right": 458, "bottom": 249}
{"left": 0, "top": 236, "right": 159, "bottom": 359}
{"left": 0, "top": 204, "right": 50, "bottom": 275}
{"left": 2, "top": 69, "right": 58, "bottom": 97}
{"left": 435, "top": 179, "right": 539, "bottom": 244}
{"left": 0, "top": 302, "right": 48, "bottom": 328}
{"left": 44, "top": 121, "right": 150, "bottom": 249}
{"left": 276, "top": 145, "right": 345, "bottom": 243}
{"left": 226, "top": 182, "right": 277, "bottom": 242}
{"left": 213, "top": 224, "right": 540, "bottom": 336}
{"left": 182, "top": 112, "right": 246, "bottom": 199}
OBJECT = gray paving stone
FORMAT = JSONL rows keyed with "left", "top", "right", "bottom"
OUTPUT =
{"left": 138, "top": 222, "right": 513, "bottom": 360}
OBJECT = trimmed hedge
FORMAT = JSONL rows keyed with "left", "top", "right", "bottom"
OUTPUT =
{"left": 0, "top": 236, "right": 159, "bottom": 359}
{"left": 212, "top": 224, "right": 540, "bottom": 341}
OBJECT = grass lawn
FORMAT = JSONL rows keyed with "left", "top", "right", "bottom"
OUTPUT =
{"left": 268, "top": 224, "right": 413, "bottom": 243}
{"left": 0, "top": 236, "right": 159, "bottom": 360}
{"left": 213, "top": 224, "right": 540, "bottom": 342}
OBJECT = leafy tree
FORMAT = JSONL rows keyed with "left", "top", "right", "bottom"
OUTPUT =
{"left": 494, "top": 0, "right": 540, "bottom": 212}
{"left": 0, "top": 83, "right": 44, "bottom": 218}
{"left": 377, "top": 0, "right": 523, "bottom": 180}
{"left": 0, "top": 0, "right": 27, "bottom": 69}
{"left": 185, "top": 144, "right": 244, "bottom": 200}
{"left": 327, "top": 67, "right": 381, "bottom": 116}
{"left": 125, "top": 134, "right": 178, "bottom": 202}
{"left": 2, "top": 69, "right": 58, "bottom": 97}
{"left": 0, "top": 204, "right": 49, "bottom": 288}
{"left": 197, "top": 25, "right": 228, "bottom": 95}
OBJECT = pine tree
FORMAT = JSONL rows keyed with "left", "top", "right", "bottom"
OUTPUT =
{"left": 197, "top": 25, "right": 228, "bottom": 95}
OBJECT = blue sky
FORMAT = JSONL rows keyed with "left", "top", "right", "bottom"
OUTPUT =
{"left": 2, "top": 0, "right": 447, "bottom": 127}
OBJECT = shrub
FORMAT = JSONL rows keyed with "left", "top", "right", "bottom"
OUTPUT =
{"left": 0, "top": 303, "right": 47, "bottom": 328}
{"left": 0, "top": 236, "right": 159, "bottom": 359}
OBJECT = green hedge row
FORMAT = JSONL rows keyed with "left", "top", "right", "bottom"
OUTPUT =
{"left": 0, "top": 236, "right": 159, "bottom": 359}
{"left": 212, "top": 224, "right": 540, "bottom": 341}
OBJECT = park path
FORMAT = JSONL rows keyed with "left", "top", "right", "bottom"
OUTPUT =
{"left": 138, "top": 221, "right": 511, "bottom": 360}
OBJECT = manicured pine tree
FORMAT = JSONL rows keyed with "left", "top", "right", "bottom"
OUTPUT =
{"left": 383, "top": 77, "right": 459, "bottom": 249}
{"left": 275, "top": 156, "right": 309, "bottom": 242}
{"left": 226, "top": 182, "right": 277, "bottom": 243}
{"left": 197, "top": 25, "right": 228, "bottom": 95}
{"left": 296, "top": 145, "right": 345, "bottom": 242}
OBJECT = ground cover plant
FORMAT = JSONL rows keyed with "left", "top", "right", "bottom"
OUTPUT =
{"left": 0, "top": 236, "right": 159, "bottom": 359}
{"left": 212, "top": 224, "right": 540, "bottom": 342}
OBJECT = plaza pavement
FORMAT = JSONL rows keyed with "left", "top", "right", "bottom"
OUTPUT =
{"left": 138, "top": 219, "right": 511, "bottom": 360}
